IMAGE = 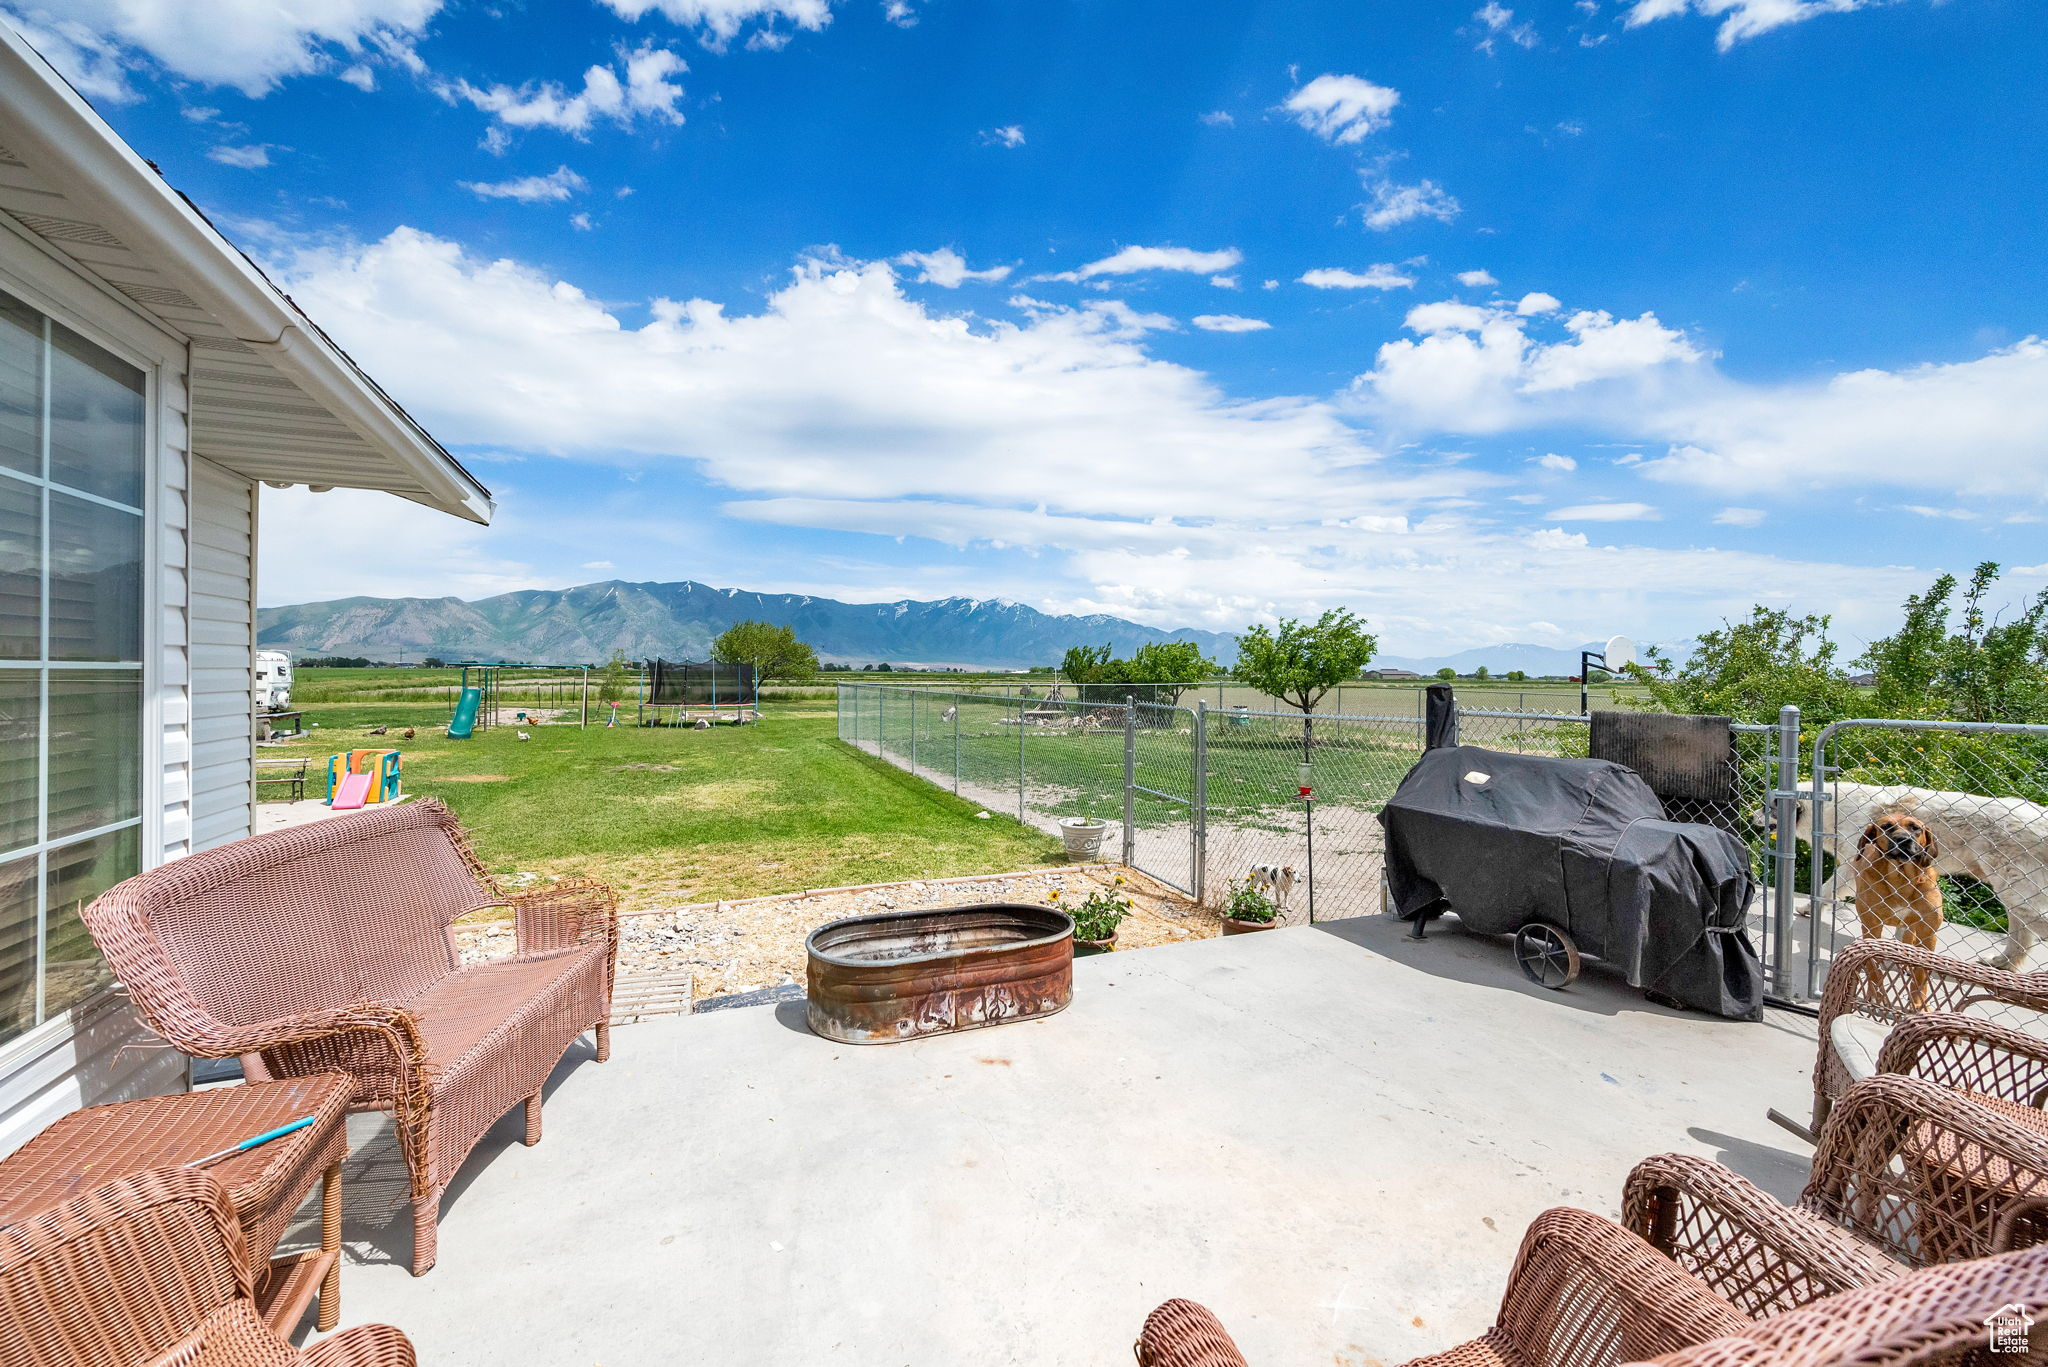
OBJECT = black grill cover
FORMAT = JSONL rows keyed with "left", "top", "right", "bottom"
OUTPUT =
{"left": 1378, "top": 745, "right": 1763, "bottom": 1020}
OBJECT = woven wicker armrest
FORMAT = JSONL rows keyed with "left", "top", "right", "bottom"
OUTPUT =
{"left": 1818, "top": 940, "right": 2048, "bottom": 1036}
{"left": 300, "top": 1323, "right": 418, "bottom": 1367}
{"left": 511, "top": 879, "right": 620, "bottom": 957}
{"left": 1134, "top": 1298, "right": 1252, "bottom": 1367}
{"left": 1873, "top": 1011, "right": 2048, "bottom": 1108}
{"left": 169, "top": 1000, "right": 430, "bottom": 1067}
{"left": 1622, "top": 1154, "right": 1896, "bottom": 1317}
{"left": 1496, "top": 1207, "right": 1748, "bottom": 1363}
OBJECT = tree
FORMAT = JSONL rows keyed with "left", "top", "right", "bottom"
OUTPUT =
{"left": 1624, "top": 607, "right": 1857, "bottom": 725}
{"left": 596, "top": 650, "right": 632, "bottom": 705}
{"left": 1061, "top": 640, "right": 1214, "bottom": 706}
{"left": 1505, "top": 670, "right": 1527, "bottom": 683}
{"left": 1233, "top": 609, "right": 1379, "bottom": 756}
{"left": 1435, "top": 666, "right": 1456, "bottom": 681}
{"left": 1859, "top": 563, "right": 2048, "bottom": 724}
{"left": 1473, "top": 665, "right": 1490, "bottom": 681}
{"left": 710, "top": 620, "right": 820, "bottom": 685}
{"left": 421, "top": 656, "right": 446, "bottom": 669}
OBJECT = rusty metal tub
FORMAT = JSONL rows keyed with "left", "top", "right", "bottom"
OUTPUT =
{"left": 805, "top": 903, "right": 1075, "bottom": 1044}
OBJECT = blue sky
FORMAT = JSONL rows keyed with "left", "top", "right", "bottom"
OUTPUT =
{"left": 10, "top": 0, "right": 2045, "bottom": 656}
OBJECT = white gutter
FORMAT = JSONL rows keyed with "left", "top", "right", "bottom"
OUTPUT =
{"left": 0, "top": 22, "right": 493, "bottom": 524}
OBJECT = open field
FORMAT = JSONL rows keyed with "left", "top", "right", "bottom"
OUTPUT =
{"left": 263, "top": 698, "right": 1064, "bottom": 907}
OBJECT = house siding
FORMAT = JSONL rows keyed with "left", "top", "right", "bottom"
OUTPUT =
{"left": 187, "top": 457, "right": 255, "bottom": 852}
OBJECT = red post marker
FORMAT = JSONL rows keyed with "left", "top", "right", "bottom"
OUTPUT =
{"left": 1299, "top": 786, "right": 1313, "bottom": 798}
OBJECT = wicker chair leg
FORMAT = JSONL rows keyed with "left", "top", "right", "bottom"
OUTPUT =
{"left": 410, "top": 1192, "right": 438, "bottom": 1277}
{"left": 523, "top": 1092, "right": 543, "bottom": 1146}
{"left": 596, "top": 1020, "right": 610, "bottom": 1062}
{"left": 318, "top": 1161, "right": 343, "bottom": 1331}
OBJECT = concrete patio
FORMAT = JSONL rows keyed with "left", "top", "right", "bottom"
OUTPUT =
{"left": 310, "top": 914, "right": 1820, "bottom": 1366}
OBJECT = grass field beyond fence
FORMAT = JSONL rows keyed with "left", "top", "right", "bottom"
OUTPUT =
{"left": 265, "top": 697, "right": 1062, "bottom": 908}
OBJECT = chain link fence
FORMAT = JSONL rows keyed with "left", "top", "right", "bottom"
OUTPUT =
{"left": 839, "top": 684, "right": 2048, "bottom": 1003}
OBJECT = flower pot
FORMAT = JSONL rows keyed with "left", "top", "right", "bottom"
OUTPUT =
{"left": 1058, "top": 816, "right": 1111, "bottom": 863}
{"left": 1074, "top": 933, "right": 1118, "bottom": 957}
{"left": 1221, "top": 916, "right": 1277, "bottom": 936}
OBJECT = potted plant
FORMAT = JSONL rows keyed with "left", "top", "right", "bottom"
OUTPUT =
{"left": 1057, "top": 815, "right": 1111, "bottom": 863}
{"left": 1055, "top": 880, "right": 1132, "bottom": 956}
{"left": 1221, "top": 878, "right": 1281, "bottom": 936}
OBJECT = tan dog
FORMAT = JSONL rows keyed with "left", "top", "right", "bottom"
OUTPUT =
{"left": 1852, "top": 813, "right": 1944, "bottom": 1009}
{"left": 1852, "top": 812, "right": 1944, "bottom": 951}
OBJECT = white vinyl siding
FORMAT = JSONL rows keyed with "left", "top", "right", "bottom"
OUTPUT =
{"left": 187, "top": 457, "right": 253, "bottom": 852}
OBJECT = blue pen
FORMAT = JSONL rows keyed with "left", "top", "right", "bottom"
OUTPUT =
{"left": 182, "top": 1115, "right": 317, "bottom": 1169}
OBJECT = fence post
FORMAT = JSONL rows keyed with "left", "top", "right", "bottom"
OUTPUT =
{"left": 1017, "top": 696, "right": 1027, "bottom": 823}
{"left": 1192, "top": 701, "right": 1208, "bottom": 901}
{"left": 1122, "top": 694, "right": 1137, "bottom": 866}
{"left": 910, "top": 688, "right": 919, "bottom": 777}
{"left": 953, "top": 694, "right": 961, "bottom": 794}
{"left": 1771, "top": 704, "right": 1801, "bottom": 997}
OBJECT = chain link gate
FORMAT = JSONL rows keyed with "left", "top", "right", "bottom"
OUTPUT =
{"left": 1801, "top": 718, "right": 2048, "bottom": 1002}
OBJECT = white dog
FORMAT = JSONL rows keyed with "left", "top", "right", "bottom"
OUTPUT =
{"left": 1789, "top": 781, "right": 2048, "bottom": 970}
{"left": 1249, "top": 863, "right": 1299, "bottom": 909}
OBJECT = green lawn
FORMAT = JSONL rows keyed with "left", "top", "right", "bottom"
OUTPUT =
{"left": 268, "top": 700, "right": 1063, "bottom": 908}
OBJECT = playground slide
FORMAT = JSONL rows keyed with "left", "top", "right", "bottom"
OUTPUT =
{"left": 448, "top": 686, "right": 482, "bottom": 739}
{"left": 329, "top": 772, "right": 373, "bottom": 811}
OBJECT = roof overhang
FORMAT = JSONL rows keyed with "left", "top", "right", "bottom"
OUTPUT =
{"left": 0, "top": 23, "right": 492, "bottom": 524}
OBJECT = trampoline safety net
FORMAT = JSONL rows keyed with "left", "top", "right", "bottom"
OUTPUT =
{"left": 645, "top": 658, "right": 758, "bottom": 705}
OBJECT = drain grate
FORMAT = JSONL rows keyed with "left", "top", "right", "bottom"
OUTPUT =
{"left": 611, "top": 966, "right": 695, "bottom": 1024}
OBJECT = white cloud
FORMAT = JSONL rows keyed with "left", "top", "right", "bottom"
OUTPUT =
{"left": 1456, "top": 269, "right": 1498, "bottom": 287}
{"left": 206, "top": 144, "right": 274, "bottom": 169}
{"left": 1284, "top": 74, "right": 1401, "bottom": 145}
{"left": 1713, "top": 506, "right": 1765, "bottom": 527}
{"left": 895, "top": 248, "right": 1012, "bottom": 288}
{"left": 1474, "top": 1, "right": 1540, "bottom": 50}
{"left": 980, "top": 124, "right": 1026, "bottom": 148}
{"left": 258, "top": 228, "right": 1976, "bottom": 655}
{"left": 1192, "top": 315, "right": 1272, "bottom": 333}
{"left": 882, "top": 1, "right": 916, "bottom": 26}
{"left": 258, "top": 485, "right": 543, "bottom": 605}
{"left": 1360, "top": 298, "right": 1705, "bottom": 432}
{"left": 1535, "top": 454, "right": 1577, "bottom": 471}
{"left": 570, "top": 212, "right": 595, "bottom": 231}
{"left": 1300, "top": 265, "right": 1416, "bottom": 290}
{"left": 1200, "top": 110, "right": 1234, "bottom": 127}
{"left": 337, "top": 62, "right": 376, "bottom": 90}
{"left": 182, "top": 105, "right": 220, "bottom": 121}
{"left": 1044, "top": 245, "right": 1243, "bottom": 283}
{"left": 1361, "top": 178, "right": 1461, "bottom": 231}
{"left": 1505, "top": 493, "right": 1546, "bottom": 504}
{"left": 447, "top": 43, "right": 687, "bottom": 135}
{"left": 1643, "top": 339, "right": 2048, "bottom": 500}
{"left": 599, "top": 0, "right": 833, "bottom": 49}
{"left": 1623, "top": 0, "right": 1876, "bottom": 49}
{"left": 3, "top": 0, "right": 442, "bottom": 97}
{"left": 1548, "top": 501, "right": 1659, "bottom": 521}
{"left": 582, "top": 560, "right": 617, "bottom": 570}
{"left": 460, "top": 165, "right": 589, "bottom": 202}
{"left": 1209, "top": 275, "right": 1239, "bottom": 289}
{"left": 1516, "top": 291, "right": 1561, "bottom": 315}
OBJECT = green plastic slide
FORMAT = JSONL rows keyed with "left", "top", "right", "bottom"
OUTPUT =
{"left": 448, "top": 686, "right": 481, "bottom": 739}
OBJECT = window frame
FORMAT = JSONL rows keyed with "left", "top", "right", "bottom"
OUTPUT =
{"left": 0, "top": 238, "right": 167, "bottom": 1052}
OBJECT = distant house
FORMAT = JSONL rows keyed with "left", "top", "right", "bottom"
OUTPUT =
{"left": 1369, "top": 668, "right": 1424, "bottom": 680}
{"left": 0, "top": 26, "right": 491, "bottom": 1151}
{"left": 1848, "top": 672, "right": 1878, "bottom": 688}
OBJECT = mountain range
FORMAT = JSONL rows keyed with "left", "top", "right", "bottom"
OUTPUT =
{"left": 256, "top": 580, "right": 1241, "bottom": 670}
{"left": 257, "top": 578, "right": 1671, "bottom": 675}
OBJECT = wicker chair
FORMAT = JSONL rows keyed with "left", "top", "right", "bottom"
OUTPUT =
{"left": 1637, "top": 1242, "right": 2048, "bottom": 1366}
{"left": 1135, "top": 1207, "right": 1753, "bottom": 1367}
{"left": 81, "top": 798, "right": 618, "bottom": 1275}
{"left": 1135, "top": 1234, "right": 2048, "bottom": 1367}
{"left": 1623, "top": 1073, "right": 2048, "bottom": 1318}
{"left": 0, "top": 1168, "right": 413, "bottom": 1367}
{"left": 1813, "top": 938, "right": 2048, "bottom": 1133}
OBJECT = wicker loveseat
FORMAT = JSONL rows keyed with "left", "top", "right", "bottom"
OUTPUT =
{"left": 0, "top": 1168, "right": 414, "bottom": 1367}
{"left": 81, "top": 799, "right": 618, "bottom": 1275}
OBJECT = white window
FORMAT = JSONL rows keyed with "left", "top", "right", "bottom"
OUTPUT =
{"left": 0, "top": 288, "right": 145, "bottom": 1046}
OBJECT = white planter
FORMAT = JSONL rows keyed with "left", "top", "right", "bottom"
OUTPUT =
{"left": 1058, "top": 817, "right": 1111, "bottom": 863}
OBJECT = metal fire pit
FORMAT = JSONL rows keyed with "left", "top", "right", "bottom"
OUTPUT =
{"left": 805, "top": 903, "right": 1074, "bottom": 1044}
